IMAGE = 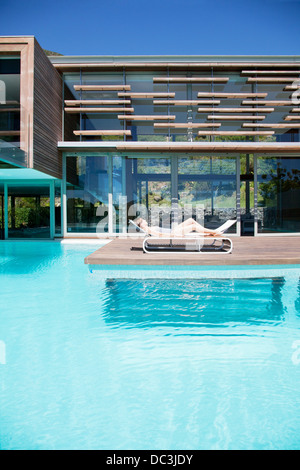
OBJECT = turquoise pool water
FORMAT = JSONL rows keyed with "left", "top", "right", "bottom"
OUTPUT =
{"left": 0, "top": 241, "right": 300, "bottom": 450}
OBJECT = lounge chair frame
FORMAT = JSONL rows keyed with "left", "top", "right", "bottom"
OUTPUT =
{"left": 129, "top": 219, "right": 235, "bottom": 254}
{"left": 143, "top": 236, "right": 233, "bottom": 254}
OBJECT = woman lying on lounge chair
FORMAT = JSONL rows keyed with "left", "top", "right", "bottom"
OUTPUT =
{"left": 134, "top": 217, "right": 223, "bottom": 238}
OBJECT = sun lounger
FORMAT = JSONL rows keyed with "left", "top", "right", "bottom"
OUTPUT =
{"left": 129, "top": 219, "right": 236, "bottom": 254}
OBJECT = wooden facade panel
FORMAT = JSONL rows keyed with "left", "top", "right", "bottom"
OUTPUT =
{"left": 33, "top": 39, "right": 63, "bottom": 178}
{"left": 65, "top": 107, "right": 134, "bottom": 113}
{"left": 284, "top": 116, "right": 300, "bottom": 121}
{"left": 74, "top": 85, "right": 131, "bottom": 91}
{"left": 118, "top": 115, "right": 176, "bottom": 121}
{"left": 154, "top": 123, "right": 221, "bottom": 128}
{"left": 197, "top": 131, "right": 275, "bottom": 136}
{"left": 241, "top": 70, "right": 300, "bottom": 75}
{"left": 197, "top": 107, "right": 274, "bottom": 113}
{"left": 153, "top": 77, "right": 229, "bottom": 83}
{"left": 118, "top": 92, "right": 175, "bottom": 98}
{"left": 207, "top": 115, "right": 266, "bottom": 120}
{"left": 74, "top": 130, "right": 131, "bottom": 136}
{"left": 197, "top": 92, "right": 268, "bottom": 98}
{"left": 65, "top": 100, "right": 131, "bottom": 105}
{"left": 242, "top": 100, "right": 295, "bottom": 106}
{"left": 247, "top": 77, "right": 298, "bottom": 83}
{"left": 243, "top": 123, "right": 300, "bottom": 128}
{"left": 153, "top": 100, "right": 221, "bottom": 105}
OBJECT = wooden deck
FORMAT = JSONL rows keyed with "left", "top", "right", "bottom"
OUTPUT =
{"left": 84, "top": 236, "right": 300, "bottom": 267}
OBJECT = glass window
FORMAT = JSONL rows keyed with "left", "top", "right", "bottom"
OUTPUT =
{"left": 7, "top": 185, "right": 51, "bottom": 239}
{"left": 126, "top": 72, "right": 168, "bottom": 142}
{"left": 66, "top": 156, "right": 109, "bottom": 233}
{"left": 55, "top": 181, "right": 62, "bottom": 235}
{"left": 257, "top": 157, "right": 300, "bottom": 233}
{"left": 257, "top": 84, "right": 300, "bottom": 143}
{"left": 112, "top": 156, "right": 126, "bottom": 233}
{"left": 178, "top": 156, "right": 237, "bottom": 232}
{"left": 0, "top": 57, "right": 21, "bottom": 147}
{"left": 211, "top": 73, "right": 255, "bottom": 142}
{"left": 64, "top": 72, "right": 129, "bottom": 142}
{"left": 126, "top": 157, "right": 172, "bottom": 229}
{"left": 240, "top": 155, "right": 255, "bottom": 235}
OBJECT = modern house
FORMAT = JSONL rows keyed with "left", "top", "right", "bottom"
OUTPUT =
{"left": 0, "top": 35, "right": 300, "bottom": 240}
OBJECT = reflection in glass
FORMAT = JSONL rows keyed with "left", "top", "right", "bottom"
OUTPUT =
{"left": 0, "top": 58, "right": 20, "bottom": 144}
{"left": 0, "top": 57, "right": 25, "bottom": 166}
{"left": 126, "top": 72, "right": 168, "bottom": 142}
{"left": 257, "top": 84, "right": 300, "bottom": 143}
{"left": 112, "top": 156, "right": 125, "bottom": 233}
{"left": 55, "top": 181, "right": 62, "bottom": 235}
{"left": 257, "top": 157, "right": 300, "bottom": 233}
{"left": 66, "top": 156, "right": 109, "bottom": 233}
{"left": 178, "top": 156, "right": 237, "bottom": 231}
{"left": 126, "top": 157, "right": 172, "bottom": 228}
{"left": 7, "top": 185, "right": 50, "bottom": 239}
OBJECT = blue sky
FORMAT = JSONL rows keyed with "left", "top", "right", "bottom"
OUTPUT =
{"left": 1, "top": 0, "right": 300, "bottom": 56}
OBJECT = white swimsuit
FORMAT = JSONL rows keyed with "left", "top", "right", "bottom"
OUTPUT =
{"left": 152, "top": 226, "right": 172, "bottom": 234}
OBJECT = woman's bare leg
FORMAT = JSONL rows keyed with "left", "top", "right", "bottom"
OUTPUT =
{"left": 177, "top": 218, "right": 218, "bottom": 234}
{"left": 178, "top": 218, "right": 205, "bottom": 230}
{"left": 173, "top": 222, "right": 221, "bottom": 237}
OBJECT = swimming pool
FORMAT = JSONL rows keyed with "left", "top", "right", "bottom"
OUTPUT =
{"left": 0, "top": 241, "right": 300, "bottom": 450}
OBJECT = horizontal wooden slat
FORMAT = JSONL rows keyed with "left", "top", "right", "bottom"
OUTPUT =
{"left": 65, "top": 107, "right": 134, "bottom": 113}
{"left": 197, "top": 92, "right": 268, "bottom": 98}
{"left": 0, "top": 101, "right": 19, "bottom": 105}
{"left": 247, "top": 77, "right": 298, "bottom": 83}
{"left": 291, "top": 108, "right": 300, "bottom": 112}
{"left": 207, "top": 115, "right": 266, "bottom": 120}
{"left": 285, "top": 84, "right": 300, "bottom": 90}
{"left": 242, "top": 100, "right": 295, "bottom": 106}
{"left": 74, "top": 85, "right": 131, "bottom": 91}
{"left": 197, "top": 131, "right": 275, "bottom": 136}
{"left": 0, "top": 130, "right": 20, "bottom": 136}
{"left": 241, "top": 70, "right": 300, "bottom": 75}
{"left": 243, "top": 123, "right": 300, "bottom": 128}
{"left": 197, "top": 107, "right": 274, "bottom": 113}
{"left": 0, "top": 108, "right": 20, "bottom": 112}
{"left": 65, "top": 100, "right": 131, "bottom": 105}
{"left": 118, "top": 115, "right": 176, "bottom": 120}
{"left": 153, "top": 100, "right": 221, "bottom": 105}
{"left": 118, "top": 92, "right": 175, "bottom": 98}
{"left": 154, "top": 123, "right": 221, "bottom": 128}
{"left": 73, "top": 130, "right": 131, "bottom": 136}
{"left": 284, "top": 116, "right": 300, "bottom": 121}
{"left": 153, "top": 77, "right": 229, "bottom": 83}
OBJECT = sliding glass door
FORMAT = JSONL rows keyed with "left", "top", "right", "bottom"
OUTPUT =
{"left": 126, "top": 157, "right": 172, "bottom": 227}
{"left": 178, "top": 156, "right": 237, "bottom": 232}
{"left": 66, "top": 156, "right": 109, "bottom": 234}
{"left": 256, "top": 156, "right": 300, "bottom": 234}
{"left": 65, "top": 154, "right": 239, "bottom": 235}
